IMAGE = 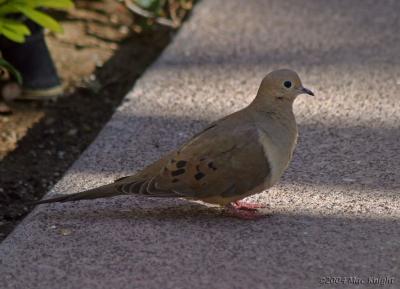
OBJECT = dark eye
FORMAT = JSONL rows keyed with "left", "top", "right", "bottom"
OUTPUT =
{"left": 283, "top": 81, "right": 292, "bottom": 88}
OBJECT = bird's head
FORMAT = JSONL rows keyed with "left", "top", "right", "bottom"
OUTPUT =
{"left": 255, "top": 69, "right": 314, "bottom": 107}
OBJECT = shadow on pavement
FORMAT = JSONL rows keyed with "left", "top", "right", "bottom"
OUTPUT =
{"left": 2, "top": 200, "right": 398, "bottom": 288}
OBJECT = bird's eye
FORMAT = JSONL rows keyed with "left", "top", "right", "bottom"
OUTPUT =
{"left": 283, "top": 81, "right": 292, "bottom": 88}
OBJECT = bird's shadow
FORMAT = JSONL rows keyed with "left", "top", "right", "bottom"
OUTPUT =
{"left": 37, "top": 197, "right": 270, "bottom": 223}
{"left": 8, "top": 188, "right": 400, "bottom": 289}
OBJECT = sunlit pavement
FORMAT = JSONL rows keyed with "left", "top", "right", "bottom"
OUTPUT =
{"left": 0, "top": 1, "right": 399, "bottom": 288}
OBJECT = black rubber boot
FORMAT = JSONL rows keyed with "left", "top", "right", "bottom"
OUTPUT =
{"left": 0, "top": 18, "right": 63, "bottom": 100}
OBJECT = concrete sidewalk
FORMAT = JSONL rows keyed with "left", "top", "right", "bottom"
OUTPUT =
{"left": 1, "top": 0, "right": 399, "bottom": 288}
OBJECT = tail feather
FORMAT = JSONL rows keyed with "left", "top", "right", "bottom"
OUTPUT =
{"left": 31, "top": 182, "right": 122, "bottom": 205}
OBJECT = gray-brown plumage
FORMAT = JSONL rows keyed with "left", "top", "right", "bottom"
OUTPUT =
{"left": 33, "top": 69, "right": 314, "bottom": 219}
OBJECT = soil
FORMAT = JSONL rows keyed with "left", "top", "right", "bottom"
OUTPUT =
{"left": 0, "top": 1, "right": 179, "bottom": 241}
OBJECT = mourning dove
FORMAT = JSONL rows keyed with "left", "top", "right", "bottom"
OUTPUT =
{"left": 33, "top": 69, "right": 314, "bottom": 219}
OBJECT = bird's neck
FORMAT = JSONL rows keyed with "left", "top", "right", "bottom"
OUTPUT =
{"left": 248, "top": 97, "right": 296, "bottom": 127}
{"left": 246, "top": 99, "right": 298, "bottom": 146}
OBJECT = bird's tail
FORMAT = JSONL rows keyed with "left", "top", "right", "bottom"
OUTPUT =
{"left": 30, "top": 182, "right": 123, "bottom": 205}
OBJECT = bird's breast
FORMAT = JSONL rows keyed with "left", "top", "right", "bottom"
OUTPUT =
{"left": 256, "top": 126, "right": 297, "bottom": 187}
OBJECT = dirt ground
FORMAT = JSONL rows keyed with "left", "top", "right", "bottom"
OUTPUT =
{"left": 0, "top": 1, "right": 177, "bottom": 240}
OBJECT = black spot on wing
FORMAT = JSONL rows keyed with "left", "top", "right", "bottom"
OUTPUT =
{"left": 208, "top": 162, "right": 217, "bottom": 171}
{"left": 171, "top": 169, "right": 185, "bottom": 176}
{"left": 176, "top": 160, "right": 187, "bottom": 168}
{"left": 194, "top": 172, "right": 205, "bottom": 180}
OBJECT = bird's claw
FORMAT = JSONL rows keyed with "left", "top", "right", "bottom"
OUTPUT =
{"left": 233, "top": 201, "right": 266, "bottom": 211}
{"left": 225, "top": 201, "right": 266, "bottom": 220}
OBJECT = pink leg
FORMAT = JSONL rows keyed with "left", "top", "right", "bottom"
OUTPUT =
{"left": 225, "top": 202, "right": 266, "bottom": 220}
{"left": 233, "top": 201, "right": 266, "bottom": 211}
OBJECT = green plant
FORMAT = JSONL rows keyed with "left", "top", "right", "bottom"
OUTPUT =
{"left": 0, "top": 56, "right": 20, "bottom": 83}
{"left": 0, "top": 0, "right": 73, "bottom": 84}
{"left": 125, "top": 0, "right": 193, "bottom": 28}
{"left": 0, "top": 0, "right": 73, "bottom": 43}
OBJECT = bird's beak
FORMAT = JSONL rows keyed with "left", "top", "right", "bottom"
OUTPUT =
{"left": 300, "top": 87, "right": 314, "bottom": 96}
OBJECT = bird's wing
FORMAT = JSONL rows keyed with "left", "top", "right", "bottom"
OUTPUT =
{"left": 117, "top": 116, "right": 271, "bottom": 201}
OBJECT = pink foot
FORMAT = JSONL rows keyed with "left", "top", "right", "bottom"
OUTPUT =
{"left": 233, "top": 201, "right": 266, "bottom": 211}
{"left": 225, "top": 202, "right": 266, "bottom": 220}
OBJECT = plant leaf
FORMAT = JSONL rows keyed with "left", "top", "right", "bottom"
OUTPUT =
{"left": 0, "top": 5, "right": 20, "bottom": 15}
{"left": 29, "top": 0, "right": 74, "bottom": 10}
{"left": 0, "top": 57, "right": 23, "bottom": 84}
{"left": 135, "top": 0, "right": 160, "bottom": 10}
{"left": 1, "top": 26, "right": 25, "bottom": 43}
{"left": 10, "top": 4, "right": 63, "bottom": 33}
{"left": 2, "top": 19, "right": 31, "bottom": 36}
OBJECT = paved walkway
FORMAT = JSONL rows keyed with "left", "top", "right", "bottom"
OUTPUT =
{"left": 1, "top": 0, "right": 399, "bottom": 288}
